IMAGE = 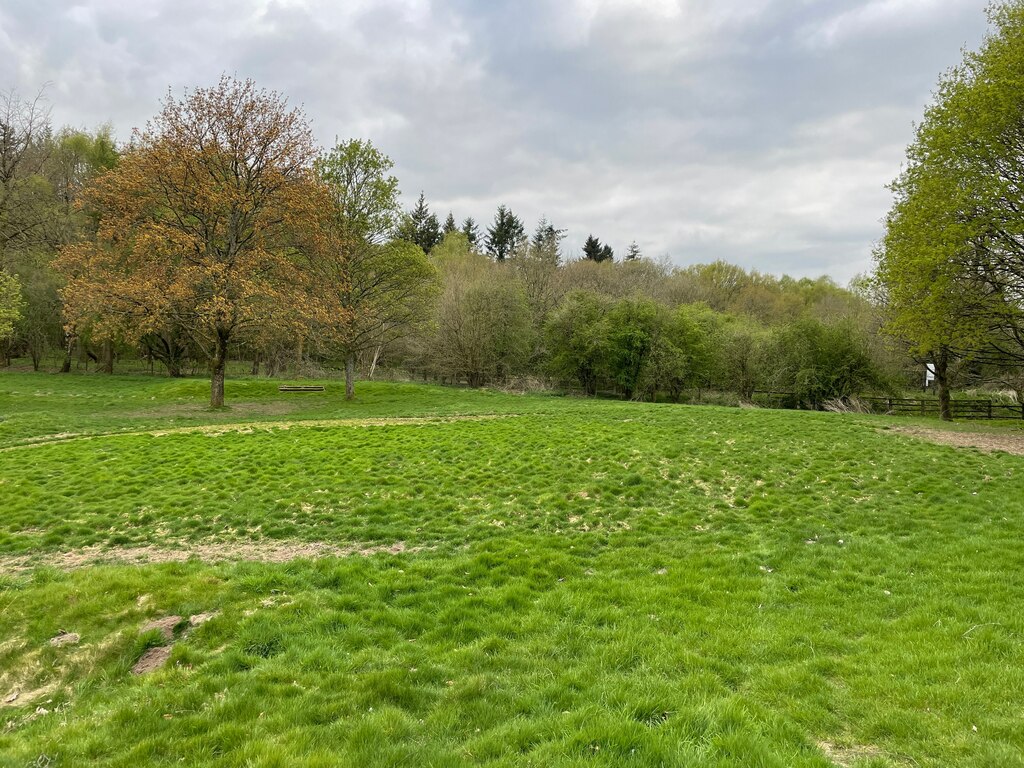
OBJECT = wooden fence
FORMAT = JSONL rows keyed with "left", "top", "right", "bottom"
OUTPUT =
{"left": 752, "top": 392, "right": 1024, "bottom": 420}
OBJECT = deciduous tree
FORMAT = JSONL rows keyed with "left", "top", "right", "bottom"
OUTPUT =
{"left": 874, "top": 1, "right": 1024, "bottom": 417}
{"left": 315, "top": 140, "right": 439, "bottom": 398}
{"left": 56, "top": 77, "right": 337, "bottom": 407}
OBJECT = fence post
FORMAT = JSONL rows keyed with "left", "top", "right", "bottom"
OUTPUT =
{"left": 988, "top": 401, "right": 993, "bottom": 420}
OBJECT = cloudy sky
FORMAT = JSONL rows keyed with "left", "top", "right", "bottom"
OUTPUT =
{"left": 0, "top": 0, "right": 993, "bottom": 282}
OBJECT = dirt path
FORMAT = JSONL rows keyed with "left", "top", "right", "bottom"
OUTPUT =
{"left": 0, "top": 413, "right": 514, "bottom": 452}
{"left": 0, "top": 540, "right": 416, "bottom": 573}
{"left": 888, "top": 425, "right": 1024, "bottom": 456}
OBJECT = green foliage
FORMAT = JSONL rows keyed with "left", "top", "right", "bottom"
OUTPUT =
{"left": 460, "top": 217, "right": 480, "bottom": 247}
{"left": 583, "top": 234, "right": 614, "bottom": 263}
{"left": 766, "top": 318, "right": 888, "bottom": 406}
{"left": 874, "top": 1, "right": 1024, "bottom": 362}
{"left": 545, "top": 291, "right": 611, "bottom": 395}
{"left": 484, "top": 205, "right": 526, "bottom": 262}
{"left": 0, "top": 268, "right": 25, "bottom": 340}
{"left": 426, "top": 239, "right": 534, "bottom": 385}
{"left": 314, "top": 140, "right": 440, "bottom": 397}
{"left": 603, "top": 298, "right": 662, "bottom": 399}
{"left": 315, "top": 139, "right": 401, "bottom": 244}
{"left": 396, "top": 192, "right": 441, "bottom": 253}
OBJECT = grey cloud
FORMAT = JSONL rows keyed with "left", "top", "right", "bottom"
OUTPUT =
{"left": 0, "top": 0, "right": 993, "bottom": 281}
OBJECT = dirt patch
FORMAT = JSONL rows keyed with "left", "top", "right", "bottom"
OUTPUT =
{"left": 1, "top": 414, "right": 514, "bottom": 452}
{"left": 125, "top": 400, "right": 297, "bottom": 420}
{"left": 1, "top": 540, "right": 414, "bottom": 573}
{"left": 888, "top": 426, "right": 1024, "bottom": 456}
{"left": 188, "top": 612, "right": 218, "bottom": 628}
{"left": 132, "top": 646, "right": 172, "bottom": 675}
{"left": 1, "top": 682, "right": 59, "bottom": 709}
{"left": 817, "top": 740, "right": 884, "bottom": 767}
{"left": 48, "top": 632, "right": 80, "bottom": 648}
{"left": 140, "top": 617, "right": 183, "bottom": 642}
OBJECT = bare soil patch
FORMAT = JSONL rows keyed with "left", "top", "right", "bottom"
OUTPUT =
{"left": 0, "top": 540, "right": 413, "bottom": 573}
{"left": 817, "top": 740, "right": 884, "bottom": 767}
{"left": 132, "top": 647, "right": 172, "bottom": 675}
{"left": 888, "top": 426, "right": 1024, "bottom": 456}
{"left": 140, "top": 617, "right": 183, "bottom": 642}
{"left": 1, "top": 414, "right": 514, "bottom": 452}
{"left": 47, "top": 632, "right": 80, "bottom": 648}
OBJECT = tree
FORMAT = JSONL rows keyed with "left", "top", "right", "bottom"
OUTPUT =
{"left": 56, "top": 77, "right": 337, "bottom": 407}
{"left": 315, "top": 139, "right": 438, "bottom": 398}
{"left": 874, "top": 2, "right": 1024, "bottom": 419}
{"left": 442, "top": 211, "right": 457, "bottom": 236}
{"left": 484, "top": 204, "right": 526, "bottom": 261}
{"left": 582, "top": 234, "right": 613, "bottom": 263}
{"left": 545, "top": 291, "right": 610, "bottom": 395}
{"left": 530, "top": 216, "right": 565, "bottom": 263}
{"left": 461, "top": 217, "right": 480, "bottom": 247}
{"left": 395, "top": 192, "right": 441, "bottom": 253}
{"left": 314, "top": 138, "right": 399, "bottom": 245}
{"left": 625, "top": 241, "right": 641, "bottom": 261}
{"left": 603, "top": 298, "right": 662, "bottom": 399}
{"left": 425, "top": 236, "right": 533, "bottom": 385}
{"left": 640, "top": 305, "right": 711, "bottom": 402}
{"left": 511, "top": 216, "right": 566, "bottom": 324}
{"left": 765, "top": 318, "right": 887, "bottom": 408}
{"left": 0, "top": 87, "right": 53, "bottom": 261}
{"left": 0, "top": 268, "right": 23, "bottom": 342}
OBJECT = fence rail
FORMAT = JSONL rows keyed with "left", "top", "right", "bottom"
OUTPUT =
{"left": 752, "top": 392, "right": 1024, "bottom": 420}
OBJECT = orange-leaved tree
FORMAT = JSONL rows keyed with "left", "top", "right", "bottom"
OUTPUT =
{"left": 55, "top": 76, "right": 344, "bottom": 406}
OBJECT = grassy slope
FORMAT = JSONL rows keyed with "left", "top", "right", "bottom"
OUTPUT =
{"left": 0, "top": 373, "right": 1022, "bottom": 767}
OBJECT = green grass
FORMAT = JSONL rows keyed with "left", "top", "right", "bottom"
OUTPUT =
{"left": 0, "top": 372, "right": 1022, "bottom": 767}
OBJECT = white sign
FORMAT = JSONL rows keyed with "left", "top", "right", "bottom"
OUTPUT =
{"left": 925, "top": 363, "right": 936, "bottom": 387}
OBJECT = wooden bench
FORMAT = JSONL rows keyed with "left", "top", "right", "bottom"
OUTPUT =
{"left": 278, "top": 385, "right": 325, "bottom": 392}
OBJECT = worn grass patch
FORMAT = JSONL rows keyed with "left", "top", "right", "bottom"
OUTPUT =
{"left": 0, "top": 373, "right": 1022, "bottom": 767}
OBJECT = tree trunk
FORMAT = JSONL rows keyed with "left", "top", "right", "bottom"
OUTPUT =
{"left": 934, "top": 348, "right": 952, "bottom": 422}
{"left": 345, "top": 351, "right": 356, "bottom": 400}
{"left": 251, "top": 354, "right": 260, "bottom": 376}
{"left": 60, "top": 335, "right": 73, "bottom": 374}
{"left": 368, "top": 345, "right": 382, "bottom": 380}
{"left": 100, "top": 340, "right": 114, "bottom": 374}
{"left": 211, "top": 332, "right": 228, "bottom": 408}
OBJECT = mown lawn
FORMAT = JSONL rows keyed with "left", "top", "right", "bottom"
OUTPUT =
{"left": 0, "top": 373, "right": 1021, "bottom": 767}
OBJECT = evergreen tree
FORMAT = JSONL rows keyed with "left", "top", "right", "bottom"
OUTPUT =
{"left": 583, "top": 234, "right": 613, "bottom": 262}
{"left": 530, "top": 216, "right": 566, "bottom": 263}
{"left": 625, "top": 241, "right": 641, "bottom": 261}
{"left": 485, "top": 205, "right": 526, "bottom": 262}
{"left": 461, "top": 217, "right": 480, "bottom": 247}
{"left": 395, "top": 192, "right": 441, "bottom": 253}
{"left": 442, "top": 211, "right": 457, "bottom": 236}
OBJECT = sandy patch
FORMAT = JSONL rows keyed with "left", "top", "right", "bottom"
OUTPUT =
{"left": 888, "top": 426, "right": 1024, "bottom": 456}
{"left": 0, "top": 540, "right": 413, "bottom": 573}
{"left": 817, "top": 740, "right": 884, "bottom": 767}
{"left": 1, "top": 414, "right": 514, "bottom": 452}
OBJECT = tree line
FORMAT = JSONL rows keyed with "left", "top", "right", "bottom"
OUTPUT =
{"left": 2, "top": 68, "right": 1000, "bottom": 410}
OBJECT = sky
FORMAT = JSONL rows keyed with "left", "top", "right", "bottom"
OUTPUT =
{"left": 0, "top": 0, "right": 994, "bottom": 282}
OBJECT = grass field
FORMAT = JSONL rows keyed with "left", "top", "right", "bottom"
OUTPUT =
{"left": 0, "top": 373, "right": 1022, "bottom": 767}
